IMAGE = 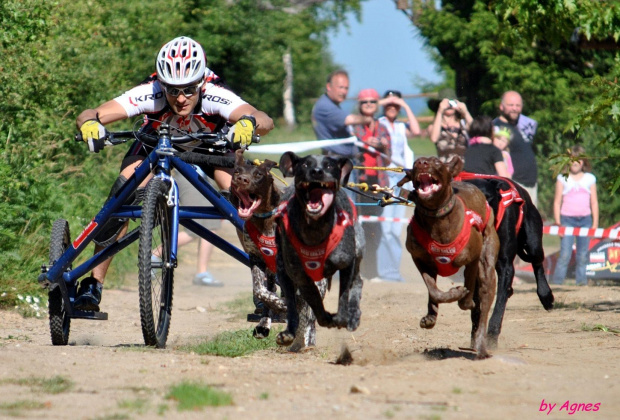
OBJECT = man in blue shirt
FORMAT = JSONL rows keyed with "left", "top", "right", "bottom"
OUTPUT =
{"left": 312, "top": 70, "right": 373, "bottom": 157}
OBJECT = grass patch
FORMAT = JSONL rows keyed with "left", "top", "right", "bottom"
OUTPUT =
{"left": 118, "top": 397, "right": 149, "bottom": 414}
{"left": 217, "top": 292, "right": 255, "bottom": 320}
{"left": 2, "top": 375, "right": 73, "bottom": 394}
{"left": 553, "top": 299, "right": 586, "bottom": 310}
{"left": 581, "top": 323, "right": 620, "bottom": 334}
{"left": 92, "top": 414, "right": 130, "bottom": 420}
{"left": 452, "top": 387, "right": 462, "bottom": 394}
{"left": 180, "top": 328, "right": 280, "bottom": 358}
{"left": 166, "top": 381, "right": 233, "bottom": 411}
{"left": 0, "top": 400, "right": 46, "bottom": 416}
{"left": 259, "top": 392, "right": 269, "bottom": 400}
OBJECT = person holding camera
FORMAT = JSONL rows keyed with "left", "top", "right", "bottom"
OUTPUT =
{"left": 428, "top": 97, "right": 473, "bottom": 163}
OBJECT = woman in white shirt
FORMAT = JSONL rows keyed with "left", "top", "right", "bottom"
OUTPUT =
{"left": 375, "top": 90, "right": 421, "bottom": 282}
{"left": 551, "top": 145, "right": 599, "bottom": 286}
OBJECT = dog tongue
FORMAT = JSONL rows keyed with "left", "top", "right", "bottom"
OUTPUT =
{"left": 237, "top": 194, "right": 261, "bottom": 219}
{"left": 307, "top": 188, "right": 334, "bottom": 216}
{"left": 419, "top": 174, "right": 435, "bottom": 194}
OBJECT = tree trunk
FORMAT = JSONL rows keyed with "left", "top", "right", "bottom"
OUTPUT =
{"left": 283, "top": 49, "right": 296, "bottom": 129}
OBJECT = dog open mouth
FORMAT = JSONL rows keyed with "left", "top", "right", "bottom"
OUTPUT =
{"left": 298, "top": 181, "right": 336, "bottom": 218}
{"left": 232, "top": 187, "right": 261, "bottom": 220}
{"left": 415, "top": 173, "right": 441, "bottom": 198}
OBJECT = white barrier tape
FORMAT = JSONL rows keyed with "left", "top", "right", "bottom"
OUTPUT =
{"left": 245, "top": 137, "right": 357, "bottom": 154}
{"left": 359, "top": 215, "right": 409, "bottom": 224}
{"left": 360, "top": 216, "right": 620, "bottom": 240}
{"left": 543, "top": 226, "right": 620, "bottom": 239}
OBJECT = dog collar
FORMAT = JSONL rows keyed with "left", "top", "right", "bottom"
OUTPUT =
{"left": 252, "top": 208, "right": 279, "bottom": 219}
{"left": 415, "top": 193, "right": 457, "bottom": 218}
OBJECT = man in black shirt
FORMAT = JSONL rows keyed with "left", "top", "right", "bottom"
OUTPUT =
{"left": 493, "top": 91, "right": 539, "bottom": 206}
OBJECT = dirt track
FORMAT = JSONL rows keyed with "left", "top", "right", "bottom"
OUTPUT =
{"left": 1, "top": 223, "right": 620, "bottom": 420}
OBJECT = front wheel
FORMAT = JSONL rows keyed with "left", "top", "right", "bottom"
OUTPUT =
{"left": 138, "top": 178, "right": 174, "bottom": 348}
{"left": 48, "top": 219, "right": 71, "bottom": 345}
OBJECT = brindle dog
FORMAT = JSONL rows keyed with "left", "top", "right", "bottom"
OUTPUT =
{"left": 275, "top": 152, "right": 364, "bottom": 347}
{"left": 230, "top": 150, "right": 323, "bottom": 351}
{"left": 398, "top": 156, "right": 499, "bottom": 359}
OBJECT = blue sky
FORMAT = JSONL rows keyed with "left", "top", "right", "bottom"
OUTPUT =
{"left": 327, "top": 0, "right": 442, "bottom": 114}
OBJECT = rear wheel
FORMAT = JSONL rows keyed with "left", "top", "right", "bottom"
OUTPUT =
{"left": 138, "top": 178, "right": 174, "bottom": 348}
{"left": 48, "top": 219, "right": 71, "bottom": 345}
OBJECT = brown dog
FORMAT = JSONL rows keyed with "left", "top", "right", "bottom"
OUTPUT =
{"left": 398, "top": 156, "right": 499, "bottom": 359}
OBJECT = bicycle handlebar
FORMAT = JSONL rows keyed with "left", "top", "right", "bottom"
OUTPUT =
{"left": 75, "top": 127, "right": 260, "bottom": 150}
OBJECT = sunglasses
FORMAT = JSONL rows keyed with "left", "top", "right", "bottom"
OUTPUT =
{"left": 161, "top": 81, "right": 204, "bottom": 97}
{"left": 359, "top": 100, "right": 377, "bottom": 105}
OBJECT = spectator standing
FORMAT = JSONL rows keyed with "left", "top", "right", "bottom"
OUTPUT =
{"left": 311, "top": 69, "right": 373, "bottom": 157}
{"left": 376, "top": 90, "right": 420, "bottom": 282}
{"left": 350, "top": 88, "right": 391, "bottom": 281}
{"left": 493, "top": 91, "right": 539, "bottom": 205}
{"left": 493, "top": 126, "right": 514, "bottom": 177}
{"left": 551, "top": 145, "right": 599, "bottom": 286}
{"left": 463, "top": 116, "right": 510, "bottom": 177}
{"left": 428, "top": 94, "right": 473, "bottom": 164}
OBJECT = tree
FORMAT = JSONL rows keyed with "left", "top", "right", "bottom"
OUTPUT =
{"left": 398, "top": 0, "right": 620, "bottom": 223}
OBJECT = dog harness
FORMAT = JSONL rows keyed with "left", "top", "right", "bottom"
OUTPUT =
{"left": 410, "top": 197, "right": 491, "bottom": 277}
{"left": 454, "top": 172, "right": 525, "bottom": 234}
{"left": 244, "top": 221, "right": 278, "bottom": 273}
{"left": 278, "top": 198, "right": 357, "bottom": 282}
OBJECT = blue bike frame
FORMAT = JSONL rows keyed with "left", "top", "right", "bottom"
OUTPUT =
{"left": 40, "top": 132, "right": 249, "bottom": 318}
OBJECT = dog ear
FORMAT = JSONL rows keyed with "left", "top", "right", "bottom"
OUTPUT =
{"left": 338, "top": 158, "right": 354, "bottom": 185}
{"left": 279, "top": 152, "right": 299, "bottom": 177}
{"left": 235, "top": 149, "right": 245, "bottom": 166}
{"left": 396, "top": 169, "right": 413, "bottom": 187}
{"left": 260, "top": 159, "right": 278, "bottom": 172}
{"left": 446, "top": 156, "right": 464, "bottom": 179}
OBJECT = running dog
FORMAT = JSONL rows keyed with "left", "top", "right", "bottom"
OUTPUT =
{"left": 275, "top": 152, "right": 364, "bottom": 347}
{"left": 398, "top": 156, "right": 499, "bottom": 359}
{"left": 230, "top": 150, "right": 321, "bottom": 351}
{"left": 454, "top": 172, "right": 554, "bottom": 348}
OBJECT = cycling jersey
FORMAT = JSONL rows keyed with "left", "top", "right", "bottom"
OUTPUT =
{"left": 113, "top": 71, "right": 247, "bottom": 153}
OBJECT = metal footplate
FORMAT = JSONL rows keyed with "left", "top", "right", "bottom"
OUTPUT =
{"left": 71, "top": 310, "right": 108, "bottom": 320}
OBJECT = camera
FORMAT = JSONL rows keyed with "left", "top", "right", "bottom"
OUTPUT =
{"left": 448, "top": 99, "right": 458, "bottom": 108}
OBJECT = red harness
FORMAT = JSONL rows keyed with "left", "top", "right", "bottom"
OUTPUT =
{"left": 454, "top": 172, "right": 525, "bottom": 234}
{"left": 410, "top": 197, "right": 491, "bottom": 277}
{"left": 278, "top": 198, "right": 357, "bottom": 282}
{"left": 245, "top": 221, "right": 278, "bottom": 273}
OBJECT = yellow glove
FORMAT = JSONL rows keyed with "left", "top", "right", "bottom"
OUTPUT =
{"left": 80, "top": 119, "right": 108, "bottom": 153}
{"left": 231, "top": 115, "right": 256, "bottom": 149}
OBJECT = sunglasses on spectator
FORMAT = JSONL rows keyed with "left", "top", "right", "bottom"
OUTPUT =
{"left": 161, "top": 81, "right": 204, "bottom": 97}
{"left": 359, "top": 100, "right": 378, "bottom": 105}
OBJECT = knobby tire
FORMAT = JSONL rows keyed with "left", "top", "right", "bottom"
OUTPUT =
{"left": 138, "top": 178, "right": 174, "bottom": 348}
{"left": 48, "top": 219, "right": 71, "bottom": 345}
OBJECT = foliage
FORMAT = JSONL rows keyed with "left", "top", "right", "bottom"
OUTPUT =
{"left": 180, "top": 328, "right": 280, "bottom": 357}
{"left": 0, "top": 0, "right": 358, "bottom": 308}
{"left": 410, "top": 0, "right": 620, "bottom": 222}
{"left": 166, "top": 381, "right": 233, "bottom": 410}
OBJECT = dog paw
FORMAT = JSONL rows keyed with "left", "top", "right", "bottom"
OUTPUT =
{"left": 253, "top": 326, "right": 270, "bottom": 339}
{"left": 458, "top": 296, "right": 474, "bottom": 311}
{"left": 276, "top": 331, "right": 295, "bottom": 346}
{"left": 346, "top": 309, "right": 362, "bottom": 331}
{"left": 420, "top": 315, "right": 437, "bottom": 329}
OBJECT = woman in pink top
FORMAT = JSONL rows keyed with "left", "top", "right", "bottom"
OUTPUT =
{"left": 551, "top": 145, "right": 599, "bottom": 286}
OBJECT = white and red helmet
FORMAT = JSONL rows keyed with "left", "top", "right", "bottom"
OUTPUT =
{"left": 156, "top": 36, "right": 206, "bottom": 86}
